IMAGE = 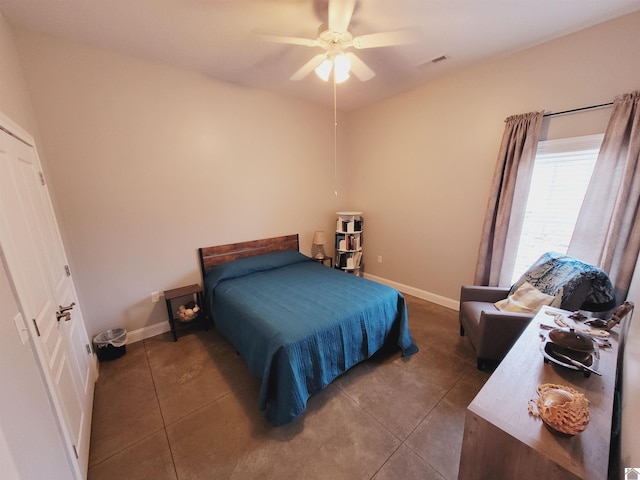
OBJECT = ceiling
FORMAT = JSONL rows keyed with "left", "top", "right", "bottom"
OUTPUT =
{"left": 2, "top": 0, "right": 640, "bottom": 111}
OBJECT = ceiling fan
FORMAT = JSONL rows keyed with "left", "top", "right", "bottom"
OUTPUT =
{"left": 258, "top": 0, "right": 416, "bottom": 83}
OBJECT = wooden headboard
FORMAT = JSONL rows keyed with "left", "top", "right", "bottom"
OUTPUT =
{"left": 198, "top": 234, "right": 299, "bottom": 279}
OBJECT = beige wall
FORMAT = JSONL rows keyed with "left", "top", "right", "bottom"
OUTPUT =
{"left": 14, "top": 29, "right": 346, "bottom": 338}
{"left": 0, "top": 11, "right": 75, "bottom": 479}
{"left": 0, "top": 10, "right": 38, "bottom": 134}
{"left": 347, "top": 11, "right": 640, "bottom": 303}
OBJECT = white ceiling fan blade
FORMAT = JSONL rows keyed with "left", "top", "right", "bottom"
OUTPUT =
{"left": 352, "top": 29, "right": 418, "bottom": 49}
{"left": 328, "top": 0, "right": 356, "bottom": 33}
{"left": 255, "top": 32, "right": 320, "bottom": 47}
{"left": 345, "top": 52, "right": 375, "bottom": 81}
{"left": 290, "top": 54, "right": 326, "bottom": 81}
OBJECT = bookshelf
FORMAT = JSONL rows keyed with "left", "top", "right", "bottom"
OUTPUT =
{"left": 335, "top": 211, "right": 363, "bottom": 275}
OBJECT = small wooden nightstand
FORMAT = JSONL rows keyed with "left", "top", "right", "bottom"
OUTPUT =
{"left": 163, "top": 283, "right": 205, "bottom": 341}
{"left": 313, "top": 257, "right": 333, "bottom": 267}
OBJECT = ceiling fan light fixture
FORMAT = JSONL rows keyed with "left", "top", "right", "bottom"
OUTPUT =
{"left": 333, "top": 54, "right": 351, "bottom": 83}
{"left": 315, "top": 58, "right": 333, "bottom": 81}
{"left": 334, "top": 70, "right": 350, "bottom": 84}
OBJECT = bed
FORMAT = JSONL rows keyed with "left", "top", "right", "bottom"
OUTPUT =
{"left": 198, "top": 234, "right": 419, "bottom": 425}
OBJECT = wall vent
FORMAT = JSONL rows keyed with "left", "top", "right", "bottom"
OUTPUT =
{"left": 417, "top": 55, "right": 449, "bottom": 69}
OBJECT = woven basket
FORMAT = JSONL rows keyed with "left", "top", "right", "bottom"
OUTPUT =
{"left": 176, "top": 303, "right": 200, "bottom": 323}
{"left": 532, "top": 383, "right": 590, "bottom": 436}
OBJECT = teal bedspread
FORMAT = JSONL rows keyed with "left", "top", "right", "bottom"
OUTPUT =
{"left": 204, "top": 250, "right": 418, "bottom": 425}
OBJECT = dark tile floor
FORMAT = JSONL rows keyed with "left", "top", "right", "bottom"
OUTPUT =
{"left": 87, "top": 295, "right": 490, "bottom": 480}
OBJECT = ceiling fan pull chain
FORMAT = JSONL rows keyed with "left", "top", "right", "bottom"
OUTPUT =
{"left": 334, "top": 76, "right": 338, "bottom": 197}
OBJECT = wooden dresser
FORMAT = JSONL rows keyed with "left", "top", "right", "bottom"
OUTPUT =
{"left": 458, "top": 306, "right": 618, "bottom": 480}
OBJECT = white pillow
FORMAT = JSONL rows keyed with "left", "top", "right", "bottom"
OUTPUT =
{"left": 494, "top": 281, "right": 555, "bottom": 313}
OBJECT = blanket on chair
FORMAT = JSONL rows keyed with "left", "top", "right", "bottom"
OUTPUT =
{"left": 511, "top": 252, "right": 615, "bottom": 311}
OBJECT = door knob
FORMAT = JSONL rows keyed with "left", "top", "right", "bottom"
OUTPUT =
{"left": 59, "top": 302, "right": 76, "bottom": 313}
{"left": 56, "top": 311, "right": 71, "bottom": 322}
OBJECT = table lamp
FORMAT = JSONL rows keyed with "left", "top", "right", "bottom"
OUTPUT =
{"left": 312, "top": 230, "right": 327, "bottom": 260}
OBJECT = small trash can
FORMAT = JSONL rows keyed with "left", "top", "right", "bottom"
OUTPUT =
{"left": 93, "top": 328, "right": 127, "bottom": 361}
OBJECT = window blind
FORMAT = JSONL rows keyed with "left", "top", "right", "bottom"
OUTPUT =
{"left": 511, "top": 134, "right": 603, "bottom": 283}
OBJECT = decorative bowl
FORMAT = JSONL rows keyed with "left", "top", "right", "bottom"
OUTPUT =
{"left": 548, "top": 328, "right": 594, "bottom": 352}
{"left": 533, "top": 383, "right": 590, "bottom": 436}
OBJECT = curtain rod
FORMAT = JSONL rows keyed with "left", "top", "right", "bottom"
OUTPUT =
{"left": 543, "top": 101, "right": 613, "bottom": 118}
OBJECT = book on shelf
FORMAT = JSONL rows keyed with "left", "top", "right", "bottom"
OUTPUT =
{"left": 337, "top": 219, "right": 351, "bottom": 232}
{"left": 354, "top": 251, "right": 362, "bottom": 268}
{"left": 335, "top": 252, "right": 362, "bottom": 270}
{"left": 337, "top": 218, "right": 362, "bottom": 234}
{"left": 335, "top": 234, "right": 361, "bottom": 251}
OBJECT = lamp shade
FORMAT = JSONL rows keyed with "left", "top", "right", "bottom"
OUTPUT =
{"left": 314, "top": 54, "right": 351, "bottom": 83}
{"left": 314, "top": 59, "right": 333, "bottom": 82}
{"left": 333, "top": 54, "right": 351, "bottom": 83}
{"left": 312, "top": 230, "right": 327, "bottom": 245}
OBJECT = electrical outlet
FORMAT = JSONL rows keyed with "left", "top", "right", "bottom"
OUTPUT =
{"left": 377, "top": 255, "right": 383, "bottom": 263}
{"left": 151, "top": 291, "right": 161, "bottom": 303}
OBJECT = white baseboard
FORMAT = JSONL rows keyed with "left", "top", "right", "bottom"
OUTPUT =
{"left": 363, "top": 273, "right": 459, "bottom": 311}
{"left": 126, "top": 275, "right": 458, "bottom": 344}
{"left": 127, "top": 321, "right": 171, "bottom": 344}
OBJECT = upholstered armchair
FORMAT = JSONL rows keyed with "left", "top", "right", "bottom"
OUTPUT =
{"left": 459, "top": 252, "right": 615, "bottom": 370}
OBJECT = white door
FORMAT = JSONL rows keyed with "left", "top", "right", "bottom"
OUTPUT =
{"left": 0, "top": 116, "right": 96, "bottom": 479}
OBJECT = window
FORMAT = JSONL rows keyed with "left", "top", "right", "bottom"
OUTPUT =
{"left": 511, "top": 134, "right": 604, "bottom": 283}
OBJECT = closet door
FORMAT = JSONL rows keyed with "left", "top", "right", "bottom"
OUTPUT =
{"left": 0, "top": 116, "right": 96, "bottom": 479}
